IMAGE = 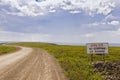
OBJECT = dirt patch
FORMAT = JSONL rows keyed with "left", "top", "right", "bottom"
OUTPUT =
{"left": 0, "top": 47, "right": 67, "bottom": 80}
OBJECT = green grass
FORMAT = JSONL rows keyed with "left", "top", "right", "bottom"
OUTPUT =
{"left": 10, "top": 42, "right": 120, "bottom": 80}
{"left": 0, "top": 45, "right": 19, "bottom": 55}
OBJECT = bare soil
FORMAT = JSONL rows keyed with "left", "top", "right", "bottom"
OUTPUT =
{"left": 0, "top": 47, "right": 67, "bottom": 80}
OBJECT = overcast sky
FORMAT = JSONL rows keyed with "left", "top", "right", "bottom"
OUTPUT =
{"left": 0, "top": 0, "right": 120, "bottom": 44}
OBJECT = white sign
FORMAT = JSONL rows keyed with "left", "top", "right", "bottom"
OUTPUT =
{"left": 87, "top": 43, "right": 108, "bottom": 54}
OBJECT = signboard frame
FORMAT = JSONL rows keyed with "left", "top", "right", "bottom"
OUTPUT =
{"left": 86, "top": 43, "right": 109, "bottom": 54}
{"left": 86, "top": 43, "right": 109, "bottom": 62}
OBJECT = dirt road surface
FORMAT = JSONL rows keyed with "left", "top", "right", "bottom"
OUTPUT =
{"left": 0, "top": 46, "right": 67, "bottom": 80}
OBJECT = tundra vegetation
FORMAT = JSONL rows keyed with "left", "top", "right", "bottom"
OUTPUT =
{"left": 0, "top": 45, "right": 19, "bottom": 55}
{"left": 10, "top": 42, "right": 120, "bottom": 80}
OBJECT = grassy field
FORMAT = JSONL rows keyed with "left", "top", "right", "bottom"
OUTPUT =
{"left": 0, "top": 45, "right": 19, "bottom": 55}
{"left": 10, "top": 42, "right": 120, "bottom": 80}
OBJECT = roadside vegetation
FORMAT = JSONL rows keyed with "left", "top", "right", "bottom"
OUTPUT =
{"left": 0, "top": 45, "right": 19, "bottom": 55}
{"left": 10, "top": 42, "right": 120, "bottom": 80}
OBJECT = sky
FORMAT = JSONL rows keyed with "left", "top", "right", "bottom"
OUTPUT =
{"left": 0, "top": 0, "right": 120, "bottom": 44}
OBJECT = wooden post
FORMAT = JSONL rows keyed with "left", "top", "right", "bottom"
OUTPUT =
{"left": 91, "top": 54, "right": 93, "bottom": 62}
{"left": 103, "top": 54, "right": 105, "bottom": 62}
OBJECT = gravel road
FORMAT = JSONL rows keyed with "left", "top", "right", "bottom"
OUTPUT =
{"left": 0, "top": 46, "right": 67, "bottom": 80}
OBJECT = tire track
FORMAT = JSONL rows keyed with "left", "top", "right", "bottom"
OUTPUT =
{"left": 0, "top": 47, "right": 67, "bottom": 80}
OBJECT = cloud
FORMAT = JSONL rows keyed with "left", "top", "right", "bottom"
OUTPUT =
{"left": 83, "top": 29, "right": 120, "bottom": 43}
{"left": 0, "top": 29, "right": 120, "bottom": 43}
{"left": 0, "top": 30, "right": 51, "bottom": 42}
{"left": 0, "top": 14, "right": 7, "bottom": 24}
{"left": 85, "top": 33, "right": 94, "bottom": 38}
{"left": 0, "top": 27, "right": 3, "bottom": 31}
{"left": 108, "top": 20, "right": 120, "bottom": 25}
{"left": 81, "top": 20, "right": 120, "bottom": 34}
{"left": 84, "top": 20, "right": 120, "bottom": 27}
{"left": 111, "top": 0, "right": 120, "bottom": 6}
{"left": 49, "top": 29, "right": 120, "bottom": 43}
{"left": 62, "top": 0, "right": 115, "bottom": 15}
{"left": 70, "top": 10, "right": 81, "bottom": 14}
{"left": 0, "top": 0, "right": 116, "bottom": 16}
{"left": 104, "top": 14, "right": 118, "bottom": 21}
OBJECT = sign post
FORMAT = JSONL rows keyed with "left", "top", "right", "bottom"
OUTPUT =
{"left": 86, "top": 43, "right": 109, "bottom": 62}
